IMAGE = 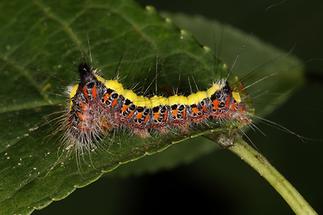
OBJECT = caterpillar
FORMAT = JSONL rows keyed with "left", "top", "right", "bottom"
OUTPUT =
{"left": 63, "top": 62, "right": 253, "bottom": 152}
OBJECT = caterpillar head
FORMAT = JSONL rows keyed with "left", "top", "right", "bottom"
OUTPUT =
{"left": 64, "top": 63, "right": 109, "bottom": 150}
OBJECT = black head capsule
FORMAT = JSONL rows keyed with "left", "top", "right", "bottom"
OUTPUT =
{"left": 78, "top": 63, "right": 97, "bottom": 86}
{"left": 223, "top": 81, "right": 232, "bottom": 94}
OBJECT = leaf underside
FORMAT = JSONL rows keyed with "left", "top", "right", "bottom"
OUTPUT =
{"left": 0, "top": 0, "right": 303, "bottom": 214}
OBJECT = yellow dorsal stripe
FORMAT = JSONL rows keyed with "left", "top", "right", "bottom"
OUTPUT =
{"left": 168, "top": 95, "right": 188, "bottom": 106}
{"left": 187, "top": 91, "right": 208, "bottom": 105}
{"left": 123, "top": 89, "right": 137, "bottom": 102}
{"left": 69, "top": 84, "right": 79, "bottom": 99}
{"left": 232, "top": 91, "right": 241, "bottom": 103}
{"left": 105, "top": 80, "right": 124, "bottom": 95}
{"left": 150, "top": 96, "right": 168, "bottom": 107}
{"left": 95, "top": 75, "right": 106, "bottom": 85}
{"left": 69, "top": 84, "right": 79, "bottom": 109}
{"left": 206, "top": 83, "right": 222, "bottom": 97}
{"left": 70, "top": 75, "right": 228, "bottom": 107}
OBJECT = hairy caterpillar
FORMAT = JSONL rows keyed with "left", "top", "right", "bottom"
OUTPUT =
{"left": 63, "top": 62, "right": 253, "bottom": 152}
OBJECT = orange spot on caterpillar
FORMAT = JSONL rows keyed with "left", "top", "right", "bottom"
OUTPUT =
{"left": 127, "top": 111, "right": 135, "bottom": 119}
{"left": 172, "top": 109, "right": 178, "bottom": 116}
{"left": 121, "top": 105, "right": 128, "bottom": 112}
{"left": 202, "top": 104, "right": 208, "bottom": 112}
{"left": 191, "top": 107, "right": 199, "bottom": 114}
{"left": 153, "top": 113, "right": 160, "bottom": 120}
{"left": 225, "top": 95, "right": 231, "bottom": 108}
{"left": 144, "top": 115, "right": 150, "bottom": 123}
{"left": 82, "top": 86, "right": 88, "bottom": 98}
{"left": 103, "top": 93, "right": 110, "bottom": 102}
{"left": 212, "top": 100, "right": 219, "bottom": 109}
{"left": 92, "top": 85, "right": 97, "bottom": 98}
{"left": 111, "top": 99, "right": 118, "bottom": 107}
{"left": 136, "top": 112, "right": 143, "bottom": 119}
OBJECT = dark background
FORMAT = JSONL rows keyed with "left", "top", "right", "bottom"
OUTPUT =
{"left": 36, "top": 0, "right": 323, "bottom": 214}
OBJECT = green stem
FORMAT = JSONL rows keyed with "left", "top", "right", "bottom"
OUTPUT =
{"left": 228, "top": 138, "right": 317, "bottom": 215}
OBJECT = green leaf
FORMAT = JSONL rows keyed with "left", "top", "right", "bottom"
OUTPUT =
{"left": 111, "top": 136, "right": 220, "bottom": 177}
{"left": 0, "top": 1, "right": 304, "bottom": 215}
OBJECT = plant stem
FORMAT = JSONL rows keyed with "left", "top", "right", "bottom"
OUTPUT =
{"left": 228, "top": 138, "right": 317, "bottom": 215}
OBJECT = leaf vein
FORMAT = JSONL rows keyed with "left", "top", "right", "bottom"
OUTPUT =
{"left": 88, "top": 4, "right": 158, "bottom": 50}
{"left": 0, "top": 55, "right": 51, "bottom": 103}
{"left": 33, "top": 0, "right": 87, "bottom": 54}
